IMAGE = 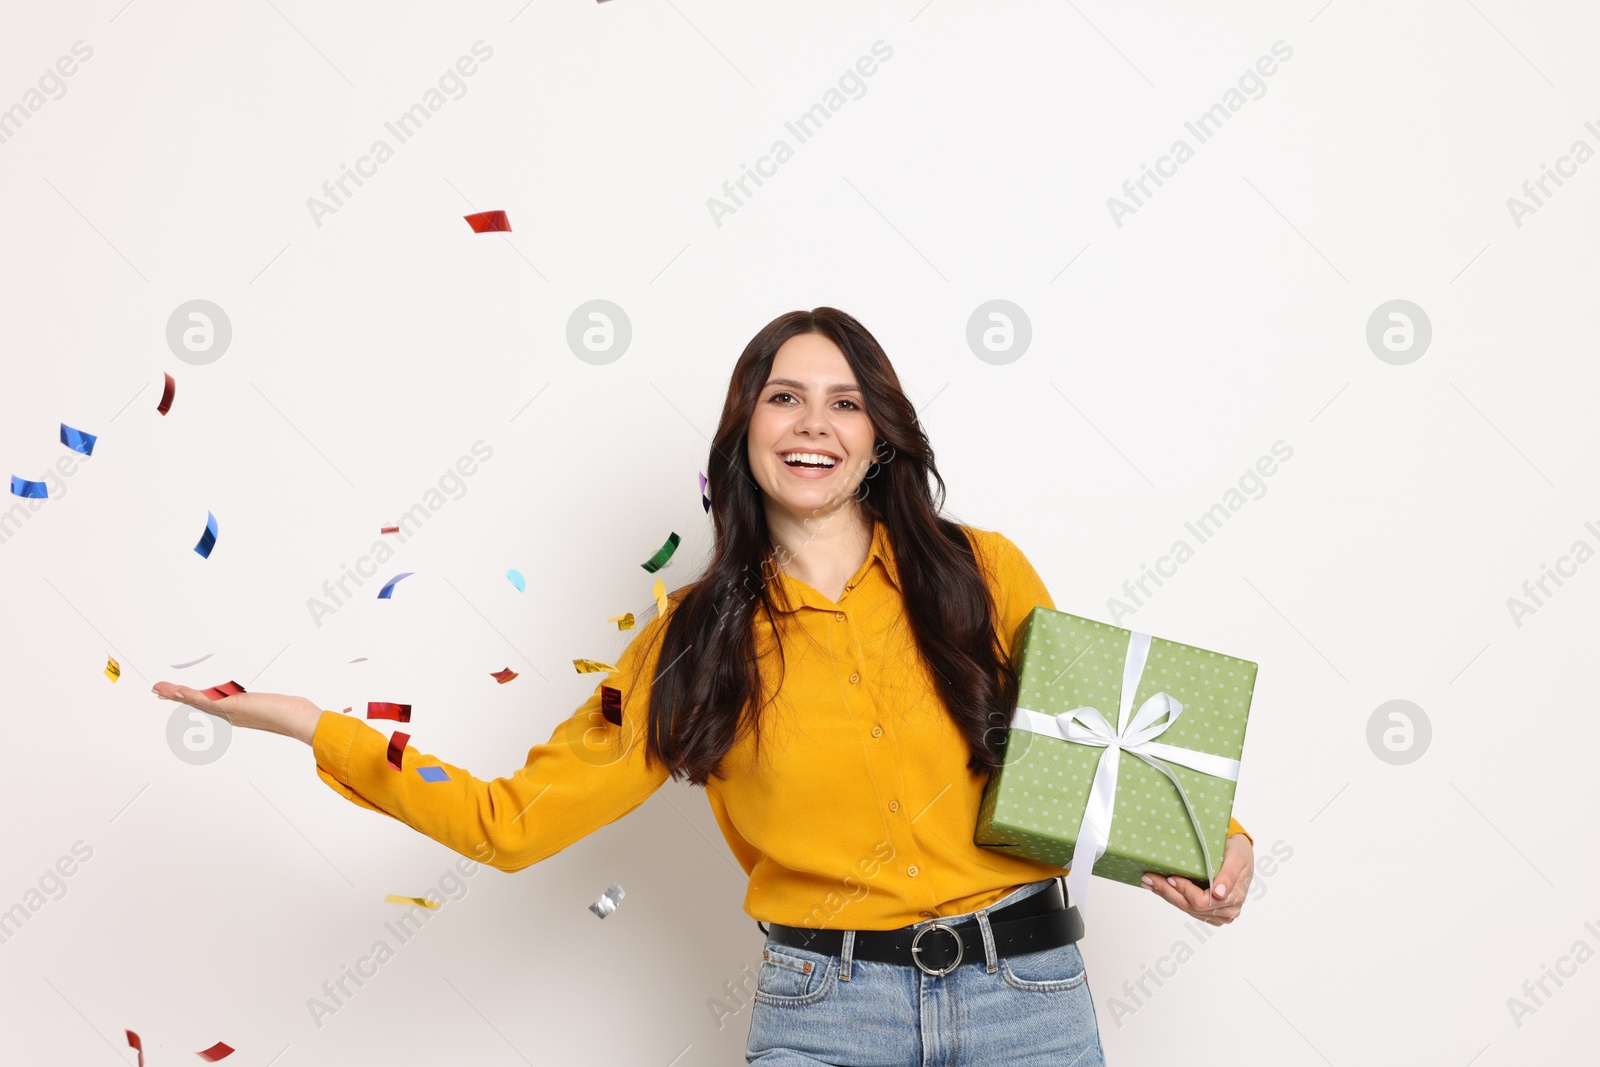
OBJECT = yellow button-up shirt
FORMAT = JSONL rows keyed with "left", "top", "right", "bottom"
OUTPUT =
{"left": 311, "top": 521, "right": 1251, "bottom": 929}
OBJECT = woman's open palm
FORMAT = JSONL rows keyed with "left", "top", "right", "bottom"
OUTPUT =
{"left": 152, "top": 682, "right": 320, "bottom": 743}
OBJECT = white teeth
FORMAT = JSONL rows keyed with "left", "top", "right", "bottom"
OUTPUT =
{"left": 782, "top": 452, "right": 837, "bottom": 468}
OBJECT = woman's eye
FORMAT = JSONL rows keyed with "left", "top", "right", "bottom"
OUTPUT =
{"left": 765, "top": 392, "right": 860, "bottom": 409}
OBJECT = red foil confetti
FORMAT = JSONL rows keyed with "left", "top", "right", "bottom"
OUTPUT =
{"left": 201, "top": 680, "right": 245, "bottom": 700}
{"left": 387, "top": 730, "right": 410, "bottom": 770}
{"left": 490, "top": 668, "right": 518, "bottom": 684}
{"left": 197, "top": 1041, "right": 235, "bottom": 1061}
{"left": 600, "top": 685, "right": 622, "bottom": 726}
{"left": 464, "top": 210, "right": 511, "bottom": 233}
{"left": 380, "top": 526, "right": 399, "bottom": 534}
{"left": 157, "top": 373, "right": 176, "bottom": 416}
{"left": 366, "top": 702, "right": 411, "bottom": 723}
{"left": 125, "top": 1030, "right": 144, "bottom": 1067}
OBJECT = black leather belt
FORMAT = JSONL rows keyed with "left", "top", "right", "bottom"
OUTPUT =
{"left": 764, "top": 878, "right": 1083, "bottom": 976}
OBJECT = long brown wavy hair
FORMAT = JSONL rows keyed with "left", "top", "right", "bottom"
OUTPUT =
{"left": 640, "top": 307, "right": 1020, "bottom": 786}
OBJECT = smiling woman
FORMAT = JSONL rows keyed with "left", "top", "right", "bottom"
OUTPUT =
{"left": 150, "top": 305, "right": 1251, "bottom": 1066}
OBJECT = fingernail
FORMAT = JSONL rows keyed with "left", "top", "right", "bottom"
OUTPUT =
{"left": 1214, "top": 883, "right": 1227, "bottom": 898}
{"left": 1166, "top": 877, "right": 1177, "bottom": 888}
{"left": 1140, "top": 875, "right": 1153, "bottom": 887}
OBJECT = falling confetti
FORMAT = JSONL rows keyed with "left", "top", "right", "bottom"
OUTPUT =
{"left": 385, "top": 893, "right": 441, "bottom": 909}
{"left": 607, "top": 613, "right": 635, "bottom": 631}
{"left": 347, "top": 657, "right": 368, "bottom": 664}
{"left": 506, "top": 568, "right": 526, "bottom": 592}
{"left": 641, "top": 532, "right": 680, "bottom": 573}
{"left": 600, "top": 685, "right": 622, "bottom": 725}
{"left": 652, "top": 577, "right": 667, "bottom": 619}
{"left": 698, "top": 471, "right": 710, "bottom": 513}
{"left": 157, "top": 373, "right": 175, "bottom": 416}
{"left": 380, "top": 525, "right": 399, "bottom": 535}
{"left": 60, "top": 423, "right": 97, "bottom": 456}
{"left": 104, "top": 656, "right": 121, "bottom": 683}
{"left": 193, "top": 511, "right": 218, "bottom": 559}
{"left": 10, "top": 476, "right": 47, "bottom": 499}
{"left": 377, "top": 572, "right": 413, "bottom": 599}
{"left": 125, "top": 1030, "right": 144, "bottom": 1067}
{"left": 463, "top": 210, "right": 511, "bottom": 233}
{"left": 589, "top": 882, "right": 625, "bottom": 919}
{"left": 490, "top": 668, "right": 518, "bottom": 684}
{"left": 366, "top": 702, "right": 411, "bottom": 723}
{"left": 573, "top": 659, "right": 616, "bottom": 674}
{"left": 416, "top": 766, "right": 450, "bottom": 783}
{"left": 169, "top": 652, "right": 215, "bottom": 669}
{"left": 197, "top": 1041, "right": 235, "bottom": 1062}
{"left": 201, "top": 680, "right": 245, "bottom": 700}
{"left": 386, "top": 730, "right": 409, "bottom": 770}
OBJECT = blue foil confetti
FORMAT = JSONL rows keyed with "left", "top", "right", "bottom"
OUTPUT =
{"left": 507, "top": 568, "right": 526, "bottom": 592}
{"left": 60, "top": 423, "right": 97, "bottom": 456}
{"left": 417, "top": 766, "right": 450, "bottom": 782}
{"left": 193, "top": 511, "right": 218, "bottom": 558}
{"left": 10, "top": 476, "right": 48, "bottom": 499}
{"left": 378, "top": 572, "right": 413, "bottom": 599}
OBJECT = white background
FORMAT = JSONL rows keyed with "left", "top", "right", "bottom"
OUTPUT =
{"left": 2, "top": 1, "right": 1597, "bottom": 1064}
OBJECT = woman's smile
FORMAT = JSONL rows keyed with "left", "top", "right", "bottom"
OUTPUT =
{"left": 778, "top": 448, "right": 842, "bottom": 478}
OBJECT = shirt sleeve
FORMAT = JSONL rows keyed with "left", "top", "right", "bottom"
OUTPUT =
{"left": 309, "top": 606, "right": 678, "bottom": 873}
{"left": 979, "top": 528, "right": 1256, "bottom": 851}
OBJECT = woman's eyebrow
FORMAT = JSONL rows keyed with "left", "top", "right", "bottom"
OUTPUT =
{"left": 764, "top": 378, "right": 861, "bottom": 394}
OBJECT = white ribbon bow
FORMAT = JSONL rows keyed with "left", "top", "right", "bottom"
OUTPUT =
{"left": 1008, "top": 631, "right": 1241, "bottom": 911}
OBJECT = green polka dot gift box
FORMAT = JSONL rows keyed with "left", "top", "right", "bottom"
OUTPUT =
{"left": 975, "top": 607, "right": 1256, "bottom": 903}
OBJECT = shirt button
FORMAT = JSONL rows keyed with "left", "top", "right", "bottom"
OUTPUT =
{"left": 848, "top": 672, "right": 860, "bottom": 684}
{"left": 888, "top": 800, "right": 899, "bottom": 813}
{"left": 835, "top": 611, "right": 846, "bottom": 622}
{"left": 907, "top": 865, "right": 919, "bottom": 878}
{"left": 871, "top": 725, "right": 883, "bottom": 738}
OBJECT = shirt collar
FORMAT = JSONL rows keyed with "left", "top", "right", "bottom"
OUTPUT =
{"left": 769, "top": 519, "right": 901, "bottom": 611}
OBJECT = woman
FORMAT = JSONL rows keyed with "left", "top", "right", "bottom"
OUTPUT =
{"left": 154, "top": 307, "right": 1254, "bottom": 1065}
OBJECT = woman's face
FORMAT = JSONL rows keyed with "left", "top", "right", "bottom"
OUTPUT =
{"left": 746, "top": 333, "right": 878, "bottom": 526}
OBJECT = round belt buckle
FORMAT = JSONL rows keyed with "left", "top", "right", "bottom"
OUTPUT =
{"left": 910, "top": 921, "right": 963, "bottom": 976}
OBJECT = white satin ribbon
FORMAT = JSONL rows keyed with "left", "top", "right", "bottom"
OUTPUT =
{"left": 1008, "top": 631, "right": 1241, "bottom": 911}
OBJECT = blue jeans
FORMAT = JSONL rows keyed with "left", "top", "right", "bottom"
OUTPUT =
{"left": 746, "top": 878, "right": 1106, "bottom": 1065}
